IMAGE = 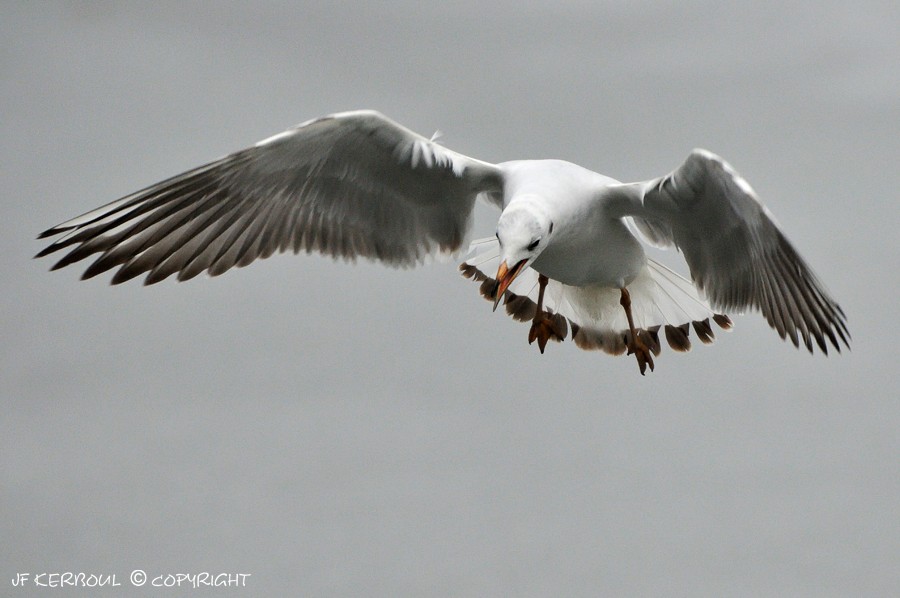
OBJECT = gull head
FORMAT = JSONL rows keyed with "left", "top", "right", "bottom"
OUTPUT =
{"left": 493, "top": 199, "right": 553, "bottom": 310}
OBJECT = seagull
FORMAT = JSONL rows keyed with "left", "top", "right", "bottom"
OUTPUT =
{"left": 36, "top": 109, "right": 849, "bottom": 374}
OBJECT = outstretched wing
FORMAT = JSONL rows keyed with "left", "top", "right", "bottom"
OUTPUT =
{"left": 36, "top": 110, "right": 503, "bottom": 284}
{"left": 613, "top": 149, "right": 849, "bottom": 353}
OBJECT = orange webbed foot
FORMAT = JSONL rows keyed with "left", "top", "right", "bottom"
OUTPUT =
{"left": 626, "top": 330, "right": 656, "bottom": 375}
{"left": 528, "top": 311, "right": 567, "bottom": 354}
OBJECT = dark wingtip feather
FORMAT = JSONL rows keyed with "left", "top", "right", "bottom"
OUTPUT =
{"left": 712, "top": 314, "right": 733, "bottom": 330}
{"left": 80, "top": 264, "right": 105, "bottom": 281}
{"left": 813, "top": 332, "right": 828, "bottom": 355}
{"left": 143, "top": 269, "right": 174, "bottom": 286}
{"left": 459, "top": 262, "right": 488, "bottom": 282}
{"left": 552, "top": 312, "right": 569, "bottom": 341}
{"left": 459, "top": 263, "right": 477, "bottom": 278}
{"left": 835, "top": 323, "right": 851, "bottom": 350}
{"left": 802, "top": 334, "right": 813, "bottom": 353}
{"left": 174, "top": 266, "right": 205, "bottom": 283}
{"left": 37, "top": 226, "right": 72, "bottom": 240}
{"left": 478, "top": 278, "right": 497, "bottom": 301}
{"left": 49, "top": 257, "right": 70, "bottom": 271}
{"left": 664, "top": 324, "right": 692, "bottom": 352}
{"left": 644, "top": 327, "right": 662, "bottom": 356}
{"left": 80, "top": 253, "right": 123, "bottom": 280}
{"left": 504, "top": 293, "right": 537, "bottom": 322}
{"left": 34, "top": 244, "right": 64, "bottom": 259}
{"left": 569, "top": 326, "right": 627, "bottom": 355}
{"left": 109, "top": 265, "right": 146, "bottom": 286}
{"left": 692, "top": 319, "right": 715, "bottom": 344}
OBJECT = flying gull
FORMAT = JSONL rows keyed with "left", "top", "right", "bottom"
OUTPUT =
{"left": 36, "top": 110, "right": 849, "bottom": 374}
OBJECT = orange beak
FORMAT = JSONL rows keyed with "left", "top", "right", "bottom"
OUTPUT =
{"left": 493, "top": 259, "right": 527, "bottom": 311}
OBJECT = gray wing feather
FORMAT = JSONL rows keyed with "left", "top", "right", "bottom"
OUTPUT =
{"left": 36, "top": 110, "right": 503, "bottom": 284}
{"left": 621, "top": 149, "right": 849, "bottom": 353}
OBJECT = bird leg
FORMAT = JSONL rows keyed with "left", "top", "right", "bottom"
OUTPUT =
{"left": 528, "top": 274, "right": 566, "bottom": 353}
{"left": 620, "top": 287, "right": 654, "bottom": 375}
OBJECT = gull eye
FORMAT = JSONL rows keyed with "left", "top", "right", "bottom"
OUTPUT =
{"left": 527, "top": 239, "right": 540, "bottom": 251}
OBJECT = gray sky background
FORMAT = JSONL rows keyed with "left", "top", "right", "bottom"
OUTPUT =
{"left": 3, "top": 1, "right": 898, "bottom": 595}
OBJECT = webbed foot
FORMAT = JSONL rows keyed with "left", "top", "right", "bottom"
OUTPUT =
{"left": 626, "top": 330, "right": 655, "bottom": 375}
{"left": 528, "top": 310, "right": 567, "bottom": 353}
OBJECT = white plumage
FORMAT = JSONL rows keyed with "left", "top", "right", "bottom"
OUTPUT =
{"left": 36, "top": 110, "right": 849, "bottom": 374}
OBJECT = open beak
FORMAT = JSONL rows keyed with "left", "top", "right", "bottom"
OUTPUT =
{"left": 493, "top": 259, "right": 527, "bottom": 311}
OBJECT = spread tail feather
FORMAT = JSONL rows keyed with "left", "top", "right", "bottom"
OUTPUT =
{"left": 460, "top": 237, "right": 732, "bottom": 357}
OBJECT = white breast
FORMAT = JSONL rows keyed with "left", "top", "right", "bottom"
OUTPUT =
{"left": 533, "top": 215, "right": 645, "bottom": 288}
{"left": 499, "top": 160, "right": 646, "bottom": 288}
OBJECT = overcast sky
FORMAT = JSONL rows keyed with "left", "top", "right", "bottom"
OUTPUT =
{"left": 3, "top": 1, "right": 899, "bottom": 596}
